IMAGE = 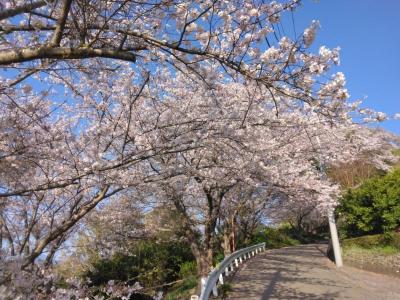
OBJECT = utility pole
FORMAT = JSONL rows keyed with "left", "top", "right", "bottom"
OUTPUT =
{"left": 328, "top": 208, "right": 343, "bottom": 267}
{"left": 315, "top": 135, "right": 343, "bottom": 267}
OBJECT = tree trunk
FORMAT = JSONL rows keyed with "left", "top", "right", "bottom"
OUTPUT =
{"left": 0, "top": 226, "right": 3, "bottom": 250}
{"left": 1, "top": 221, "right": 15, "bottom": 256}
{"left": 222, "top": 231, "right": 231, "bottom": 256}
{"left": 186, "top": 237, "right": 214, "bottom": 294}
{"left": 230, "top": 215, "right": 237, "bottom": 252}
{"left": 44, "top": 234, "right": 66, "bottom": 268}
{"left": 195, "top": 249, "right": 214, "bottom": 278}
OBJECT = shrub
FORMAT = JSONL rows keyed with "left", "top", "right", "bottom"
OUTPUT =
{"left": 85, "top": 239, "right": 194, "bottom": 290}
{"left": 338, "top": 168, "right": 400, "bottom": 237}
{"left": 178, "top": 261, "right": 197, "bottom": 279}
{"left": 342, "top": 232, "right": 400, "bottom": 250}
{"left": 247, "top": 224, "right": 301, "bottom": 249}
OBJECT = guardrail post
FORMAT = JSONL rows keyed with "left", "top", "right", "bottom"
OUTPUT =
{"left": 235, "top": 258, "right": 239, "bottom": 267}
{"left": 239, "top": 256, "right": 243, "bottom": 263}
{"left": 252, "top": 250, "right": 255, "bottom": 256}
{"left": 225, "top": 266, "right": 229, "bottom": 276}
{"left": 219, "top": 273, "right": 224, "bottom": 285}
{"left": 328, "top": 209, "right": 343, "bottom": 267}
{"left": 212, "top": 284, "right": 218, "bottom": 296}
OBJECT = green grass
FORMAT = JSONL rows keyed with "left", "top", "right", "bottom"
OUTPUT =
{"left": 342, "top": 232, "right": 400, "bottom": 256}
{"left": 342, "top": 232, "right": 400, "bottom": 249}
{"left": 164, "top": 276, "right": 198, "bottom": 300}
{"left": 392, "top": 148, "right": 400, "bottom": 157}
{"left": 343, "top": 244, "right": 399, "bottom": 256}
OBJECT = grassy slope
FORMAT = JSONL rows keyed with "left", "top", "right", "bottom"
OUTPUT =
{"left": 342, "top": 232, "right": 400, "bottom": 277}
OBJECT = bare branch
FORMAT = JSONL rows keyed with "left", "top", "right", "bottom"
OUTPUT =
{"left": 49, "top": 0, "right": 73, "bottom": 47}
{"left": 0, "top": 0, "right": 52, "bottom": 21}
{"left": 0, "top": 46, "right": 138, "bottom": 65}
{"left": 22, "top": 185, "right": 110, "bottom": 267}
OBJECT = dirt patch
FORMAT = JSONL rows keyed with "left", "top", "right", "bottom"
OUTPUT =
{"left": 344, "top": 252, "right": 400, "bottom": 278}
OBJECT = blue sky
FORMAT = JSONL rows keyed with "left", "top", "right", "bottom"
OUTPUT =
{"left": 292, "top": 0, "right": 400, "bottom": 134}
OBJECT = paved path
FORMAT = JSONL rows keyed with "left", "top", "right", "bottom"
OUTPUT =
{"left": 227, "top": 244, "right": 400, "bottom": 300}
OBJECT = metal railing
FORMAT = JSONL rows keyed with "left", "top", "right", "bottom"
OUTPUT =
{"left": 194, "top": 242, "right": 266, "bottom": 300}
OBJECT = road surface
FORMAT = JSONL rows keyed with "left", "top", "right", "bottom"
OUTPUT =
{"left": 227, "top": 244, "right": 400, "bottom": 300}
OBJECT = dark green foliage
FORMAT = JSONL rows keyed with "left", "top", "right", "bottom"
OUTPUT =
{"left": 342, "top": 232, "right": 400, "bottom": 250}
{"left": 165, "top": 264, "right": 198, "bottom": 300}
{"left": 86, "top": 239, "right": 195, "bottom": 289}
{"left": 213, "top": 252, "right": 225, "bottom": 265}
{"left": 246, "top": 224, "right": 301, "bottom": 249}
{"left": 338, "top": 169, "right": 400, "bottom": 237}
{"left": 178, "top": 261, "right": 197, "bottom": 279}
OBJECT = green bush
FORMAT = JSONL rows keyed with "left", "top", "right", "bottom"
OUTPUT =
{"left": 213, "top": 252, "right": 225, "bottom": 265}
{"left": 85, "top": 239, "right": 195, "bottom": 289}
{"left": 338, "top": 168, "right": 400, "bottom": 237}
{"left": 247, "top": 224, "right": 301, "bottom": 249}
{"left": 342, "top": 232, "right": 400, "bottom": 250}
{"left": 178, "top": 261, "right": 197, "bottom": 278}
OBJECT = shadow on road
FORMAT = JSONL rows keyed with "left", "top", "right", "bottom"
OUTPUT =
{"left": 227, "top": 244, "right": 352, "bottom": 300}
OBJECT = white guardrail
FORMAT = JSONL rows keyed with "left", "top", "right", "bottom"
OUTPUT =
{"left": 192, "top": 242, "right": 266, "bottom": 300}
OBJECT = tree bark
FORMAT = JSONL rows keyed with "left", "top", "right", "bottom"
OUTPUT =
{"left": 222, "top": 231, "right": 231, "bottom": 256}
{"left": 0, "top": 0, "right": 51, "bottom": 21}
{"left": 0, "top": 47, "right": 138, "bottom": 66}
{"left": 49, "top": 0, "right": 73, "bottom": 47}
{"left": 44, "top": 234, "right": 66, "bottom": 268}
{"left": 1, "top": 218, "right": 15, "bottom": 256}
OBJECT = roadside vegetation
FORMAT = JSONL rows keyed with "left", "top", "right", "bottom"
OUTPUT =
{"left": 341, "top": 233, "right": 400, "bottom": 277}
{"left": 56, "top": 221, "right": 308, "bottom": 299}
{"left": 338, "top": 168, "right": 400, "bottom": 237}
{"left": 333, "top": 162, "right": 400, "bottom": 277}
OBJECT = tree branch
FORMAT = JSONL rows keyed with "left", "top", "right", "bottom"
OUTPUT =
{"left": 22, "top": 185, "right": 110, "bottom": 268}
{"left": 0, "top": 46, "right": 138, "bottom": 65}
{"left": 49, "top": 0, "right": 73, "bottom": 47}
{"left": 0, "top": 0, "right": 52, "bottom": 21}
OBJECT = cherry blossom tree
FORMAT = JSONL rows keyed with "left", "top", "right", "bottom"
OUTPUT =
{"left": 121, "top": 74, "right": 396, "bottom": 280}
{"left": 219, "top": 183, "right": 274, "bottom": 254}
{"left": 1, "top": 0, "right": 398, "bottom": 297}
